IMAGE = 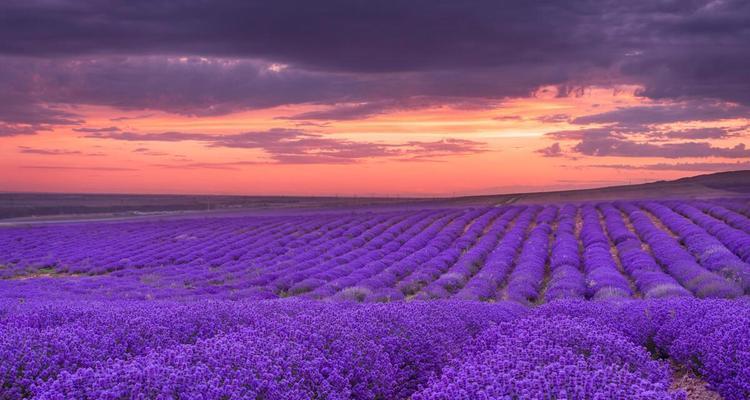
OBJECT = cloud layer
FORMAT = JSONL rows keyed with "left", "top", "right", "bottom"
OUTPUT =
{"left": 1, "top": 1, "right": 749, "bottom": 131}
{"left": 84, "top": 128, "right": 486, "bottom": 164}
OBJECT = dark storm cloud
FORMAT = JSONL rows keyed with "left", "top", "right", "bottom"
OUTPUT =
{"left": 1, "top": 0, "right": 749, "bottom": 136}
{"left": 0, "top": 0, "right": 613, "bottom": 130}
{"left": 614, "top": 1, "right": 750, "bottom": 105}
{"left": 1, "top": 1, "right": 747, "bottom": 95}
{"left": 0, "top": 1, "right": 615, "bottom": 72}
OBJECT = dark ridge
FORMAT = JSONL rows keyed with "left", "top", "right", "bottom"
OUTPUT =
{"left": 1, "top": 170, "right": 748, "bottom": 220}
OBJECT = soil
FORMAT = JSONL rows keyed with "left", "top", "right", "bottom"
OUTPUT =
{"left": 671, "top": 366, "right": 723, "bottom": 400}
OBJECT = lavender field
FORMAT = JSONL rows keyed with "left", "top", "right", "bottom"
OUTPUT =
{"left": 2, "top": 198, "right": 750, "bottom": 399}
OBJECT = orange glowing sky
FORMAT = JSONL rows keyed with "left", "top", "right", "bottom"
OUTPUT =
{"left": 2, "top": 86, "right": 748, "bottom": 196}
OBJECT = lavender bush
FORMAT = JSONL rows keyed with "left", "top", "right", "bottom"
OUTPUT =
{"left": 2, "top": 298, "right": 748, "bottom": 399}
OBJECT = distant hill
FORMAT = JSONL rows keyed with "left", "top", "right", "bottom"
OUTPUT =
{"left": 673, "top": 170, "right": 750, "bottom": 193}
{"left": 1, "top": 170, "right": 748, "bottom": 221}
{"left": 451, "top": 170, "right": 750, "bottom": 206}
{"left": 0, "top": 193, "right": 427, "bottom": 221}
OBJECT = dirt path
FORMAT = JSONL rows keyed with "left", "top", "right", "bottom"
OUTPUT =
{"left": 671, "top": 366, "right": 722, "bottom": 400}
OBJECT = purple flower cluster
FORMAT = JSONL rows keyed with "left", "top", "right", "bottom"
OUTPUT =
{"left": 641, "top": 201, "right": 750, "bottom": 293}
{"left": 413, "top": 315, "right": 680, "bottom": 400}
{"left": 373, "top": 208, "right": 495, "bottom": 298}
{"left": 407, "top": 207, "right": 513, "bottom": 299}
{"left": 580, "top": 205, "right": 633, "bottom": 299}
{"left": 258, "top": 211, "right": 432, "bottom": 289}
{"left": 617, "top": 202, "right": 742, "bottom": 298}
{"left": 5, "top": 298, "right": 750, "bottom": 399}
{"left": 598, "top": 203, "right": 690, "bottom": 299}
{"left": 504, "top": 205, "right": 557, "bottom": 304}
{"left": 539, "top": 298, "right": 750, "bottom": 400}
{"left": 672, "top": 201, "right": 750, "bottom": 263}
{"left": 723, "top": 200, "right": 750, "bottom": 222}
{"left": 288, "top": 209, "right": 451, "bottom": 299}
{"left": 2, "top": 299, "right": 526, "bottom": 399}
{"left": 391, "top": 208, "right": 497, "bottom": 297}
{"left": 454, "top": 206, "right": 537, "bottom": 301}
{"left": 698, "top": 201, "right": 750, "bottom": 237}
{"left": 545, "top": 204, "right": 587, "bottom": 300}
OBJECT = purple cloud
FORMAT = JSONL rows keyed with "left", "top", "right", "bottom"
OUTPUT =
{"left": 0, "top": 1, "right": 616, "bottom": 72}
{"left": 110, "top": 114, "right": 154, "bottom": 121}
{"left": 545, "top": 128, "right": 625, "bottom": 141}
{"left": 536, "top": 142, "right": 564, "bottom": 157}
{"left": 21, "top": 165, "right": 137, "bottom": 171}
{"left": 281, "top": 101, "right": 417, "bottom": 121}
{"left": 574, "top": 137, "right": 750, "bottom": 159}
{"left": 494, "top": 115, "right": 524, "bottom": 121}
{"left": 73, "top": 126, "right": 122, "bottom": 133}
{"left": 0, "top": 0, "right": 748, "bottom": 141}
{"left": 18, "top": 146, "right": 106, "bottom": 157}
{"left": 535, "top": 114, "right": 570, "bottom": 124}
{"left": 0, "top": 124, "right": 51, "bottom": 137}
{"left": 151, "top": 161, "right": 260, "bottom": 170}
{"left": 590, "top": 161, "right": 750, "bottom": 172}
{"left": 85, "top": 130, "right": 210, "bottom": 142}
{"left": 544, "top": 124, "right": 750, "bottom": 159}
{"left": 400, "top": 139, "right": 487, "bottom": 161}
{"left": 572, "top": 102, "right": 748, "bottom": 127}
{"left": 654, "top": 127, "right": 737, "bottom": 140}
{"left": 18, "top": 146, "right": 81, "bottom": 155}
{"left": 0, "top": 56, "right": 571, "bottom": 123}
{"left": 85, "top": 128, "right": 487, "bottom": 164}
{"left": 132, "top": 147, "right": 169, "bottom": 156}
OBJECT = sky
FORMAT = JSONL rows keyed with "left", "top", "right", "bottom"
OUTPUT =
{"left": 1, "top": 0, "right": 749, "bottom": 196}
